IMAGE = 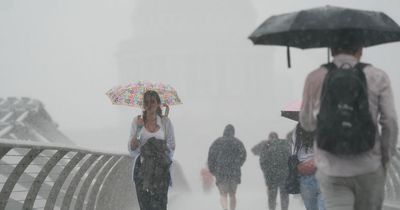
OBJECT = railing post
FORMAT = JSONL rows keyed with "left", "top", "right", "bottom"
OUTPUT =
{"left": 0, "top": 149, "right": 43, "bottom": 210}
{"left": 61, "top": 154, "right": 100, "bottom": 210}
{"left": 44, "top": 152, "right": 86, "bottom": 210}
{"left": 0, "top": 147, "right": 12, "bottom": 159}
{"left": 23, "top": 150, "right": 68, "bottom": 209}
{"left": 86, "top": 156, "right": 121, "bottom": 210}
{"left": 74, "top": 155, "right": 111, "bottom": 210}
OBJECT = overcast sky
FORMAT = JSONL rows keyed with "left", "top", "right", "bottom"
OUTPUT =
{"left": 1, "top": 0, "right": 399, "bottom": 152}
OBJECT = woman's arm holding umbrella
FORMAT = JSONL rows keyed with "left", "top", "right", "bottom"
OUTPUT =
{"left": 128, "top": 116, "right": 144, "bottom": 157}
{"left": 164, "top": 104, "right": 170, "bottom": 117}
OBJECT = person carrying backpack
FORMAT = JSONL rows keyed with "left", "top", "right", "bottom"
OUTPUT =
{"left": 207, "top": 124, "right": 247, "bottom": 210}
{"left": 300, "top": 45, "right": 398, "bottom": 210}
{"left": 252, "top": 132, "right": 291, "bottom": 210}
{"left": 128, "top": 90, "right": 175, "bottom": 210}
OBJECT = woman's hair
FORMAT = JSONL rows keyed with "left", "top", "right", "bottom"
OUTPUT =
{"left": 142, "top": 90, "right": 163, "bottom": 122}
{"left": 295, "top": 123, "right": 314, "bottom": 151}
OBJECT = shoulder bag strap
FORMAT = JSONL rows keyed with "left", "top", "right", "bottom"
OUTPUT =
{"left": 354, "top": 62, "right": 370, "bottom": 93}
{"left": 162, "top": 116, "right": 168, "bottom": 141}
{"left": 321, "top": 62, "right": 336, "bottom": 72}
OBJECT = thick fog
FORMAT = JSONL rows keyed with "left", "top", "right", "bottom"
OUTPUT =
{"left": 1, "top": 0, "right": 400, "bottom": 209}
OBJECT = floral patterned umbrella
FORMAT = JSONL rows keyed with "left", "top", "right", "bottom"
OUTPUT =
{"left": 106, "top": 81, "right": 182, "bottom": 108}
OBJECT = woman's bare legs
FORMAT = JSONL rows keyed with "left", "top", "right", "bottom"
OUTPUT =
{"left": 229, "top": 192, "right": 237, "bottom": 210}
{"left": 220, "top": 192, "right": 228, "bottom": 210}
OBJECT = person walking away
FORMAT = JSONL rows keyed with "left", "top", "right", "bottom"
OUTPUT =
{"left": 252, "top": 132, "right": 291, "bottom": 210}
{"left": 128, "top": 90, "right": 175, "bottom": 210}
{"left": 207, "top": 124, "right": 247, "bottom": 210}
{"left": 288, "top": 123, "right": 325, "bottom": 210}
{"left": 300, "top": 45, "right": 398, "bottom": 210}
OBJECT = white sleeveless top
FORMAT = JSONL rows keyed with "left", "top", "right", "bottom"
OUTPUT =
{"left": 140, "top": 126, "right": 165, "bottom": 142}
{"left": 128, "top": 115, "right": 175, "bottom": 159}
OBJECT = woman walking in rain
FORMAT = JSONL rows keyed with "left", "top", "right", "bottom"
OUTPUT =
{"left": 207, "top": 124, "right": 247, "bottom": 210}
{"left": 289, "top": 123, "right": 325, "bottom": 210}
{"left": 128, "top": 90, "right": 175, "bottom": 210}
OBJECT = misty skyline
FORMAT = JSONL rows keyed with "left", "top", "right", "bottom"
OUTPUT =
{"left": 1, "top": 0, "right": 400, "bottom": 154}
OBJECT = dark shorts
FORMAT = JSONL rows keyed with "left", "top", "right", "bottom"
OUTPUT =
{"left": 217, "top": 181, "right": 238, "bottom": 194}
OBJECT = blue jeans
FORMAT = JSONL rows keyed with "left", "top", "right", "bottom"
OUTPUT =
{"left": 299, "top": 175, "right": 325, "bottom": 210}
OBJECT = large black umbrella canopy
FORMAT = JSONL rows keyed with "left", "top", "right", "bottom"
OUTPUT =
{"left": 249, "top": 5, "right": 400, "bottom": 49}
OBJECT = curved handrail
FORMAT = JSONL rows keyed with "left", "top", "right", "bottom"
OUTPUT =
{"left": 0, "top": 138, "right": 128, "bottom": 157}
{"left": 0, "top": 139, "right": 136, "bottom": 210}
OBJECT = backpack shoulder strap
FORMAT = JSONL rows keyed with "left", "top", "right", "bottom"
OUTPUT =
{"left": 354, "top": 62, "right": 369, "bottom": 69}
{"left": 162, "top": 116, "right": 168, "bottom": 141}
{"left": 353, "top": 62, "right": 370, "bottom": 90}
{"left": 321, "top": 63, "right": 336, "bottom": 72}
{"left": 319, "top": 63, "right": 336, "bottom": 102}
{"left": 354, "top": 62, "right": 370, "bottom": 74}
{"left": 322, "top": 62, "right": 370, "bottom": 71}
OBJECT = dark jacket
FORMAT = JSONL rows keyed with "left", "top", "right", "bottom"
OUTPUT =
{"left": 207, "top": 125, "right": 247, "bottom": 185}
{"left": 139, "top": 137, "right": 172, "bottom": 193}
{"left": 252, "top": 138, "right": 291, "bottom": 186}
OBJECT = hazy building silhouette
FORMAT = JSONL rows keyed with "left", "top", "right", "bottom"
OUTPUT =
{"left": 116, "top": 0, "right": 277, "bottom": 106}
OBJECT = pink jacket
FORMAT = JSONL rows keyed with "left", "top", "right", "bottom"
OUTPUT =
{"left": 300, "top": 54, "right": 398, "bottom": 177}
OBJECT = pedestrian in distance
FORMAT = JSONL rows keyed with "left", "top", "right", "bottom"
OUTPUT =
{"left": 207, "top": 124, "right": 247, "bottom": 210}
{"left": 128, "top": 90, "right": 175, "bottom": 210}
{"left": 252, "top": 132, "right": 291, "bottom": 210}
{"left": 300, "top": 44, "right": 398, "bottom": 210}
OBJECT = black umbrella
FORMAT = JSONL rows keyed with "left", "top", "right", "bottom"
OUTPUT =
{"left": 249, "top": 5, "right": 400, "bottom": 66}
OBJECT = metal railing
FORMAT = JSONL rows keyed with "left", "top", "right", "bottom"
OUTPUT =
{"left": 0, "top": 139, "right": 137, "bottom": 210}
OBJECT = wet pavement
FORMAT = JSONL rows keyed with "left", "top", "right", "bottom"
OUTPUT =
{"left": 169, "top": 189, "right": 306, "bottom": 210}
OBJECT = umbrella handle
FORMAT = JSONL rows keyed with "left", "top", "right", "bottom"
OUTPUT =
{"left": 287, "top": 46, "right": 291, "bottom": 68}
{"left": 164, "top": 105, "right": 170, "bottom": 117}
{"left": 136, "top": 125, "right": 143, "bottom": 139}
{"left": 327, "top": 48, "right": 331, "bottom": 63}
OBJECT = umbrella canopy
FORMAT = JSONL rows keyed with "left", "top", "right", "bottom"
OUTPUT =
{"left": 281, "top": 100, "right": 302, "bottom": 121}
{"left": 249, "top": 5, "right": 400, "bottom": 49}
{"left": 106, "top": 81, "right": 182, "bottom": 108}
